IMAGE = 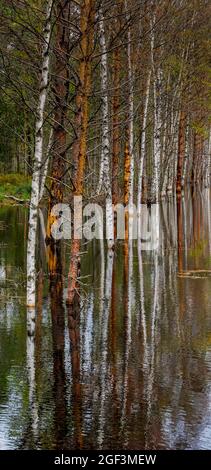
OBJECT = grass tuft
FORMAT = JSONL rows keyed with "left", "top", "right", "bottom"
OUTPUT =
{"left": 0, "top": 173, "right": 31, "bottom": 203}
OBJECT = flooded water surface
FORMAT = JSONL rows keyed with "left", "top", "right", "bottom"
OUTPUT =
{"left": 0, "top": 190, "right": 211, "bottom": 450}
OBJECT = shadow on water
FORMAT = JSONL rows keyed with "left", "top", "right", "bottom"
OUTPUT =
{"left": 0, "top": 189, "right": 211, "bottom": 449}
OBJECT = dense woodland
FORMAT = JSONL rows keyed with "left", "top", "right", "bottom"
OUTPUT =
{"left": 0, "top": 0, "right": 211, "bottom": 307}
{"left": 0, "top": 1, "right": 211, "bottom": 451}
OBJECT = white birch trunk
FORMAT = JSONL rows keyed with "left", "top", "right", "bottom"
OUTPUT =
{"left": 162, "top": 167, "right": 169, "bottom": 197}
{"left": 168, "top": 110, "right": 179, "bottom": 193}
{"left": 181, "top": 121, "right": 190, "bottom": 188}
{"left": 99, "top": 238, "right": 105, "bottom": 325}
{"left": 206, "top": 126, "right": 211, "bottom": 187}
{"left": 150, "top": 19, "right": 160, "bottom": 203}
{"left": 161, "top": 81, "right": 170, "bottom": 197}
{"left": 127, "top": 31, "right": 135, "bottom": 240}
{"left": 97, "top": 152, "right": 104, "bottom": 196}
{"left": 207, "top": 188, "right": 211, "bottom": 254}
{"left": 98, "top": 8, "right": 114, "bottom": 248}
{"left": 167, "top": 46, "right": 188, "bottom": 194}
{"left": 39, "top": 126, "right": 53, "bottom": 202}
{"left": 138, "top": 240, "right": 148, "bottom": 371}
{"left": 182, "top": 196, "right": 188, "bottom": 270}
{"left": 27, "top": 0, "right": 53, "bottom": 307}
{"left": 137, "top": 69, "right": 151, "bottom": 228}
{"left": 98, "top": 250, "right": 114, "bottom": 446}
{"left": 166, "top": 107, "right": 175, "bottom": 193}
{"left": 27, "top": 307, "right": 39, "bottom": 438}
{"left": 145, "top": 250, "right": 159, "bottom": 446}
{"left": 209, "top": 126, "right": 211, "bottom": 176}
{"left": 121, "top": 241, "right": 133, "bottom": 435}
{"left": 125, "top": 0, "right": 135, "bottom": 241}
{"left": 153, "top": 70, "right": 162, "bottom": 203}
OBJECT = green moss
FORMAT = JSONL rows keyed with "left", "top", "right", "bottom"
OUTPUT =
{"left": 0, "top": 173, "right": 31, "bottom": 203}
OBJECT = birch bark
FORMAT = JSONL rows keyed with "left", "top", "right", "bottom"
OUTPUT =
{"left": 150, "top": 18, "right": 160, "bottom": 203}
{"left": 176, "top": 110, "right": 186, "bottom": 197}
{"left": 137, "top": 69, "right": 151, "bottom": 225}
{"left": 152, "top": 68, "right": 162, "bottom": 203}
{"left": 124, "top": 0, "right": 134, "bottom": 241}
{"left": 27, "top": 0, "right": 53, "bottom": 307}
{"left": 98, "top": 8, "right": 114, "bottom": 248}
{"left": 39, "top": 127, "right": 53, "bottom": 202}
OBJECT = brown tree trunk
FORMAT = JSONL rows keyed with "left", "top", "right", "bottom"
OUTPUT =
{"left": 191, "top": 131, "right": 200, "bottom": 186}
{"left": 176, "top": 111, "right": 185, "bottom": 197}
{"left": 196, "top": 135, "right": 203, "bottom": 183}
{"left": 72, "top": 1, "right": 93, "bottom": 188}
{"left": 177, "top": 198, "right": 183, "bottom": 273}
{"left": 112, "top": 45, "right": 120, "bottom": 239}
{"left": 50, "top": 271, "right": 67, "bottom": 447}
{"left": 124, "top": 126, "right": 130, "bottom": 241}
{"left": 112, "top": 47, "right": 120, "bottom": 207}
{"left": 67, "top": 0, "right": 94, "bottom": 306}
{"left": 46, "top": 0, "right": 71, "bottom": 278}
{"left": 142, "top": 170, "right": 147, "bottom": 204}
{"left": 67, "top": 295, "right": 82, "bottom": 448}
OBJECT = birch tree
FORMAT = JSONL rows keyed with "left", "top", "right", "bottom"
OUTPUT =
{"left": 98, "top": 7, "right": 114, "bottom": 248}
{"left": 124, "top": 0, "right": 135, "bottom": 241}
{"left": 26, "top": 0, "right": 53, "bottom": 307}
{"left": 137, "top": 68, "right": 151, "bottom": 226}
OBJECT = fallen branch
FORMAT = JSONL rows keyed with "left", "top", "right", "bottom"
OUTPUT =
{"left": 3, "top": 195, "right": 29, "bottom": 204}
{"left": 179, "top": 270, "right": 211, "bottom": 274}
{"left": 178, "top": 269, "right": 211, "bottom": 278}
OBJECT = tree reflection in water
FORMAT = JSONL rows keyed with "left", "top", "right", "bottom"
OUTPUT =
{"left": 0, "top": 190, "right": 211, "bottom": 449}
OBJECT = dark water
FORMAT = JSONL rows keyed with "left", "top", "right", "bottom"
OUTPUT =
{"left": 0, "top": 190, "right": 211, "bottom": 450}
